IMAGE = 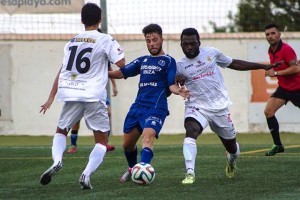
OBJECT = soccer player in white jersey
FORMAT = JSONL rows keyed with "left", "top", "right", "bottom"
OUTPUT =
{"left": 177, "top": 28, "right": 279, "bottom": 184}
{"left": 39, "top": 3, "right": 125, "bottom": 190}
{"left": 108, "top": 24, "right": 190, "bottom": 183}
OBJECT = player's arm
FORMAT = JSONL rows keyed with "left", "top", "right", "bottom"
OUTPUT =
{"left": 108, "top": 63, "right": 118, "bottom": 96}
{"left": 108, "top": 69, "right": 124, "bottom": 79}
{"left": 266, "top": 59, "right": 299, "bottom": 77}
{"left": 227, "top": 59, "right": 281, "bottom": 71}
{"left": 275, "top": 59, "right": 299, "bottom": 75}
{"left": 40, "top": 67, "right": 61, "bottom": 114}
{"left": 115, "top": 58, "right": 125, "bottom": 68}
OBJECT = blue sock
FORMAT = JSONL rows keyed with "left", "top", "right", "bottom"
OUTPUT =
{"left": 70, "top": 133, "right": 78, "bottom": 146}
{"left": 124, "top": 147, "right": 138, "bottom": 168}
{"left": 140, "top": 147, "right": 153, "bottom": 164}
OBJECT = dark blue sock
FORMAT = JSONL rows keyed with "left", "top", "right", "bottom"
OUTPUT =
{"left": 140, "top": 147, "right": 153, "bottom": 164}
{"left": 70, "top": 131, "right": 78, "bottom": 146}
{"left": 124, "top": 147, "right": 138, "bottom": 168}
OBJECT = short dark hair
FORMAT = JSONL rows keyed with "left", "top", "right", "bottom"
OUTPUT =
{"left": 264, "top": 23, "right": 279, "bottom": 31}
{"left": 180, "top": 28, "right": 200, "bottom": 42}
{"left": 81, "top": 3, "right": 102, "bottom": 27}
{"left": 142, "top": 24, "right": 162, "bottom": 37}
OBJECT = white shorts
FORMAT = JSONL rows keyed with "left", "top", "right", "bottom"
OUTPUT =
{"left": 184, "top": 105, "right": 236, "bottom": 139}
{"left": 58, "top": 101, "right": 109, "bottom": 132}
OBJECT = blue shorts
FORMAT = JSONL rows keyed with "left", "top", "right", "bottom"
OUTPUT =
{"left": 123, "top": 103, "right": 168, "bottom": 138}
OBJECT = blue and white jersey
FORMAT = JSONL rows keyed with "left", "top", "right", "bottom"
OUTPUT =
{"left": 120, "top": 54, "right": 176, "bottom": 112}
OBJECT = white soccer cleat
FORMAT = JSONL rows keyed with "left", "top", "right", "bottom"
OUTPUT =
{"left": 40, "top": 161, "right": 63, "bottom": 185}
{"left": 79, "top": 174, "right": 93, "bottom": 190}
{"left": 120, "top": 168, "right": 132, "bottom": 183}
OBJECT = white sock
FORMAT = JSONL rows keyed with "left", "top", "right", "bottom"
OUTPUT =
{"left": 52, "top": 133, "right": 66, "bottom": 165}
{"left": 183, "top": 137, "right": 197, "bottom": 175}
{"left": 82, "top": 143, "right": 107, "bottom": 177}
{"left": 227, "top": 142, "right": 240, "bottom": 163}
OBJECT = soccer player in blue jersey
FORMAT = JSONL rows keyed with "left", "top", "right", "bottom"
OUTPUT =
{"left": 108, "top": 23, "right": 190, "bottom": 182}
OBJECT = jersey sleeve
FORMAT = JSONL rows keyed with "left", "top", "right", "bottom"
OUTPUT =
{"left": 283, "top": 45, "right": 297, "bottom": 63}
{"left": 167, "top": 57, "right": 177, "bottom": 86}
{"left": 104, "top": 35, "right": 124, "bottom": 64}
{"left": 213, "top": 47, "right": 233, "bottom": 68}
{"left": 120, "top": 58, "right": 141, "bottom": 79}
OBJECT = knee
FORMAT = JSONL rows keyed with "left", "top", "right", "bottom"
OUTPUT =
{"left": 184, "top": 122, "right": 202, "bottom": 139}
{"left": 264, "top": 107, "right": 274, "bottom": 118}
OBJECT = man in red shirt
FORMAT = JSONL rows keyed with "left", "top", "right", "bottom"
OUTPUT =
{"left": 264, "top": 23, "right": 300, "bottom": 156}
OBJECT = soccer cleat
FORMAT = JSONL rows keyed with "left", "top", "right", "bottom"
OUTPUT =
{"left": 40, "top": 161, "right": 63, "bottom": 185}
{"left": 225, "top": 161, "right": 236, "bottom": 178}
{"left": 265, "top": 144, "right": 284, "bottom": 156}
{"left": 79, "top": 174, "right": 93, "bottom": 190}
{"left": 182, "top": 173, "right": 195, "bottom": 184}
{"left": 67, "top": 146, "right": 77, "bottom": 153}
{"left": 120, "top": 168, "right": 132, "bottom": 183}
{"left": 106, "top": 144, "right": 115, "bottom": 152}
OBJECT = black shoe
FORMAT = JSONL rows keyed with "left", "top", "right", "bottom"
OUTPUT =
{"left": 40, "top": 161, "right": 63, "bottom": 185}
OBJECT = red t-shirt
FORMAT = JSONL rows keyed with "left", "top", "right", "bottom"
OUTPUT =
{"left": 268, "top": 40, "right": 300, "bottom": 91}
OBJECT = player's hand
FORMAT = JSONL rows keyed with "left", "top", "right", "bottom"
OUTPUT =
{"left": 265, "top": 60, "right": 284, "bottom": 70}
{"left": 178, "top": 83, "right": 190, "bottom": 100}
{"left": 176, "top": 74, "right": 186, "bottom": 86}
{"left": 40, "top": 97, "right": 54, "bottom": 114}
{"left": 265, "top": 68, "right": 277, "bottom": 77}
{"left": 112, "top": 87, "right": 118, "bottom": 97}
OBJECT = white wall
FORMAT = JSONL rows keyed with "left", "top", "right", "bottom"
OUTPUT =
{"left": 0, "top": 36, "right": 299, "bottom": 135}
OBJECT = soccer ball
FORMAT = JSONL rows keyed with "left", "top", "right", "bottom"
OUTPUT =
{"left": 131, "top": 162, "right": 155, "bottom": 185}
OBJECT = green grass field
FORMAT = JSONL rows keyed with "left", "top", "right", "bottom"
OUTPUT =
{"left": 0, "top": 133, "right": 300, "bottom": 200}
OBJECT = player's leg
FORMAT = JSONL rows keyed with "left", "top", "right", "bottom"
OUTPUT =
{"left": 68, "top": 120, "right": 80, "bottom": 153}
{"left": 120, "top": 128, "right": 141, "bottom": 182}
{"left": 79, "top": 130, "right": 108, "bottom": 189}
{"left": 211, "top": 112, "right": 239, "bottom": 178}
{"left": 106, "top": 101, "right": 115, "bottom": 151}
{"left": 139, "top": 112, "right": 166, "bottom": 164}
{"left": 140, "top": 128, "right": 156, "bottom": 163}
{"left": 79, "top": 101, "right": 109, "bottom": 189}
{"left": 182, "top": 107, "right": 208, "bottom": 184}
{"left": 219, "top": 137, "right": 240, "bottom": 178}
{"left": 40, "top": 102, "right": 83, "bottom": 185}
{"left": 264, "top": 96, "right": 286, "bottom": 156}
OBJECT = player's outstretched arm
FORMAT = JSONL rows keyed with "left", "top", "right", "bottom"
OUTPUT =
{"left": 228, "top": 59, "right": 283, "bottom": 71}
{"left": 40, "top": 68, "right": 61, "bottom": 114}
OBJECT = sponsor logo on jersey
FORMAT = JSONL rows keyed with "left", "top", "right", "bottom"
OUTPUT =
{"left": 141, "top": 65, "right": 162, "bottom": 74}
{"left": 192, "top": 71, "right": 215, "bottom": 80}
{"left": 71, "top": 74, "right": 77, "bottom": 80}
{"left": 139, "top": 82, "right": 157, "bottom": 87}
{"left": 184, "top": 64, "right": 193, "bottom": 69}
{"left": 117, "top": 47, "right": 124, "bottom": 55}
{"left": 158, "top": 60, "right": 166, "bottom": 66}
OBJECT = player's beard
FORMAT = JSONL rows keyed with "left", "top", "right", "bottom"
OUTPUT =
{"left": 150, "top": 46, "right": 163, "bottom": 56}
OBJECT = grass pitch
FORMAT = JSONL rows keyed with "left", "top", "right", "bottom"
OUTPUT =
{"left": 0, "top": 133, "right": 299, "bottom": 200}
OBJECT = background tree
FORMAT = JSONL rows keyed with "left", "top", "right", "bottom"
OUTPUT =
{"left": 211, "top": 0, "right": 300, "bottom": 32}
